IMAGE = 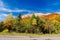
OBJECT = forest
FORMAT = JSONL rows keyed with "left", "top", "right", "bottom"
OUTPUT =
{"left": 0, "top": 13, "right": 60, "bottom": 34}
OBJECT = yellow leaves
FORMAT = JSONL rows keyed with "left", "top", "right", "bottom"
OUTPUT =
{"left": 3, "top": 13, "right": 15, "bottom": 27}
{"left": 2, "top": 29, "right": 8, "bottom": 33}
{"left": 48, "top": 15, "right": 60, "bottom": 23}
{"left": 32, "top": 19, "right": 37, "bottom": 25}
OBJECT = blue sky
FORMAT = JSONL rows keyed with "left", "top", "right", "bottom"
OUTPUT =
{"left": 0, "top": 0, "right": 60, "bottom": 21}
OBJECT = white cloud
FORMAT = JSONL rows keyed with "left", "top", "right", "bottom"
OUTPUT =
{"left": 0, "top": 7, "right": 31, "bottom": 12}
{"left": 0, "top": 0, "right": 32, "bottom": 22}
{"left": 0, "top": 14, "right": 8, "bottom": 16}
{"left": 55, "top": 12, "right": 60, "bottom": 14}
{"left": 0, "top": 13, "right": 8, "bottom": 22}
{"left": 0, "top": 0, "right": 4, "bottom": 7}
{"left": 0, "top": 0, "right": 32, "bottom": 13}
{"left": 0, "top": 13, "right": 16, "bottom": 22}
{"left": 13, "top": 16, "right": 16, "bottom": 18}
{"left": 22, "top": 12, "right": 51, "bottom": 18}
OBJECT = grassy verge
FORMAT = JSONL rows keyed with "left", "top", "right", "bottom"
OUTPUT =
{"left": 0, "top": 32, "right": 60, "bottom": 37}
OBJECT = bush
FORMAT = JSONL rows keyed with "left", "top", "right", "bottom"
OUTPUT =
{"left": 2, "top": 29, "right": 8, "bottom": 33}
{"left": 0, "top": 27, "right": 4, "bottom": 32}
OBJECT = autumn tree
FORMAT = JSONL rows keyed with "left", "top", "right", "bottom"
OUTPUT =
{"left": 4, "top": 13, "right": 13, "bottom": 32}
{"left": 40, "top": 18, "right": 55, "bottom": 34}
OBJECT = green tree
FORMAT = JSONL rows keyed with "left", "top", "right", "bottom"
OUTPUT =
{"left": 53, "top": 21, "right": 60, "bottom": 33}
{"left": 0, "top": 22, "right": 4, "bottom": 32}
{"left": 13, "top": 13, "right": 25, "bottom": 33}
{"left": 28, "top": 13, "right": 40, "bottom": 33}
{"left": 36, "top": 16, "right": 41, "bottom": 33}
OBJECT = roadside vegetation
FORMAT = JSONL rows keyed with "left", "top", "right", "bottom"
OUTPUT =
{"left": 0, "top": 13, "right": 60, "bottom": 35}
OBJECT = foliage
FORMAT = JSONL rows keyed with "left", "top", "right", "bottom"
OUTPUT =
{"left": 3, "top": 13, "right": 14, "bottom": 32}
{"left": 40, "top": 19, "right": 55, "bottom": 34}
{"left": 0, "top": 13, "right": 60, "bottom": 34}
{"left": 2, "top": 29, "right": 8, "bottom": 33}
{"left": 0, "top": 22, "right": 4, "bottom": 32}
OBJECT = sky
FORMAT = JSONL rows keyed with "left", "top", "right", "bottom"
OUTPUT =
{"left": 0, "top": 0, "right": 60, "bottom": 21}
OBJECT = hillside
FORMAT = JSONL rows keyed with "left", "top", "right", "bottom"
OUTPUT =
{"left": 22, "top": 13, "right": 60, "bottom": 22}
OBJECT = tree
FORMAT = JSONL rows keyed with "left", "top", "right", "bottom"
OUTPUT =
{"left": 28, "top": 13, "right": 40, "bottom": 33}
{"left": 53, "top": 21, "right": 60, "bottom": 33}
{"left": 13, "top": 13, "right": 25, "bottom": 33}
{"left": 31, "top": 13, "right": 36, "bottom": 25}
{"left": 0, "top": 22, "right": 4, "bottom": 32}
{"left": 40, "top": 19, "right": 55, "bottom": 34}
{"left": 4, "top": 13, "right": 13, "bottom": 32}
{"left": 36, "top": 16, "right": 41, "bottom": 33}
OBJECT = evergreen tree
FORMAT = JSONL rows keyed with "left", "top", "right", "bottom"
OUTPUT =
{"left": 36, "top": 16, "right": 40, "bottom": 26}
{"left": 36, "top": 16, "right": 41, "bottom": 33}
{"left": 14, "top": 13, "right": 25, "bottom": 33}
{"left": 29, "top": 13, "right": 39, "bottom": 33}
{"left": 31, "top": 13, "right": 36, "bottom": 25}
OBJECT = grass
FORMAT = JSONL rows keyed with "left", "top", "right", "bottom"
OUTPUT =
{"left": 0, "top": 32, "right": 60, "bottom": 37}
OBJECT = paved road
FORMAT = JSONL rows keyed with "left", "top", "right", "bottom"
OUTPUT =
{"left": 0, "top": 36, "right": 60, "bottom": 40}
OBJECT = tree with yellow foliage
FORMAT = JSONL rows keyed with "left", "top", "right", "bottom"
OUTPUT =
{"left": 3, "top": 13, "right": 14, "bottom": 32}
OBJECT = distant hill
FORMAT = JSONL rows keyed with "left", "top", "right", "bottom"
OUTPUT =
{"left": 22, "top": 13, "right": 60, "bottom": 22}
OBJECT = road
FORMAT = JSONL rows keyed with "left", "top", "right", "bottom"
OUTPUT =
{"left": 0, "top": 35, "right": 60, "bottom": 40}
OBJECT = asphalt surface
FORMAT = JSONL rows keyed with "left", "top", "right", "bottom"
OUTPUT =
{"left": 0, "top": 36, "right": 60, "bottom": 40}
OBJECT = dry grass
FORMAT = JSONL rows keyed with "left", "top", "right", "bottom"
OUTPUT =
{"left": 0, "top": 32, "right": 60, "bottom": 37}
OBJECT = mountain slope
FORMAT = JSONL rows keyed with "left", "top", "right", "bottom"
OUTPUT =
{"left": 22, "top": 13, "right": 60, "bottom": 22}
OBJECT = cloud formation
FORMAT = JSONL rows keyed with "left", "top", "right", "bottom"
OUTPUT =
{"left": 0, "top": 7, "right": 31, "bottom": 12}
{"left": 0, "top": 0, "right": 31, "bottom": 13}
{"left": 22, "top": 12, "right": 51, "bottom": 18}
{"left": 0, "top": 0, "right": 32, "bottom": 22}
{"left": 0, "top": 13, "right": 8, "bottom": 22}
